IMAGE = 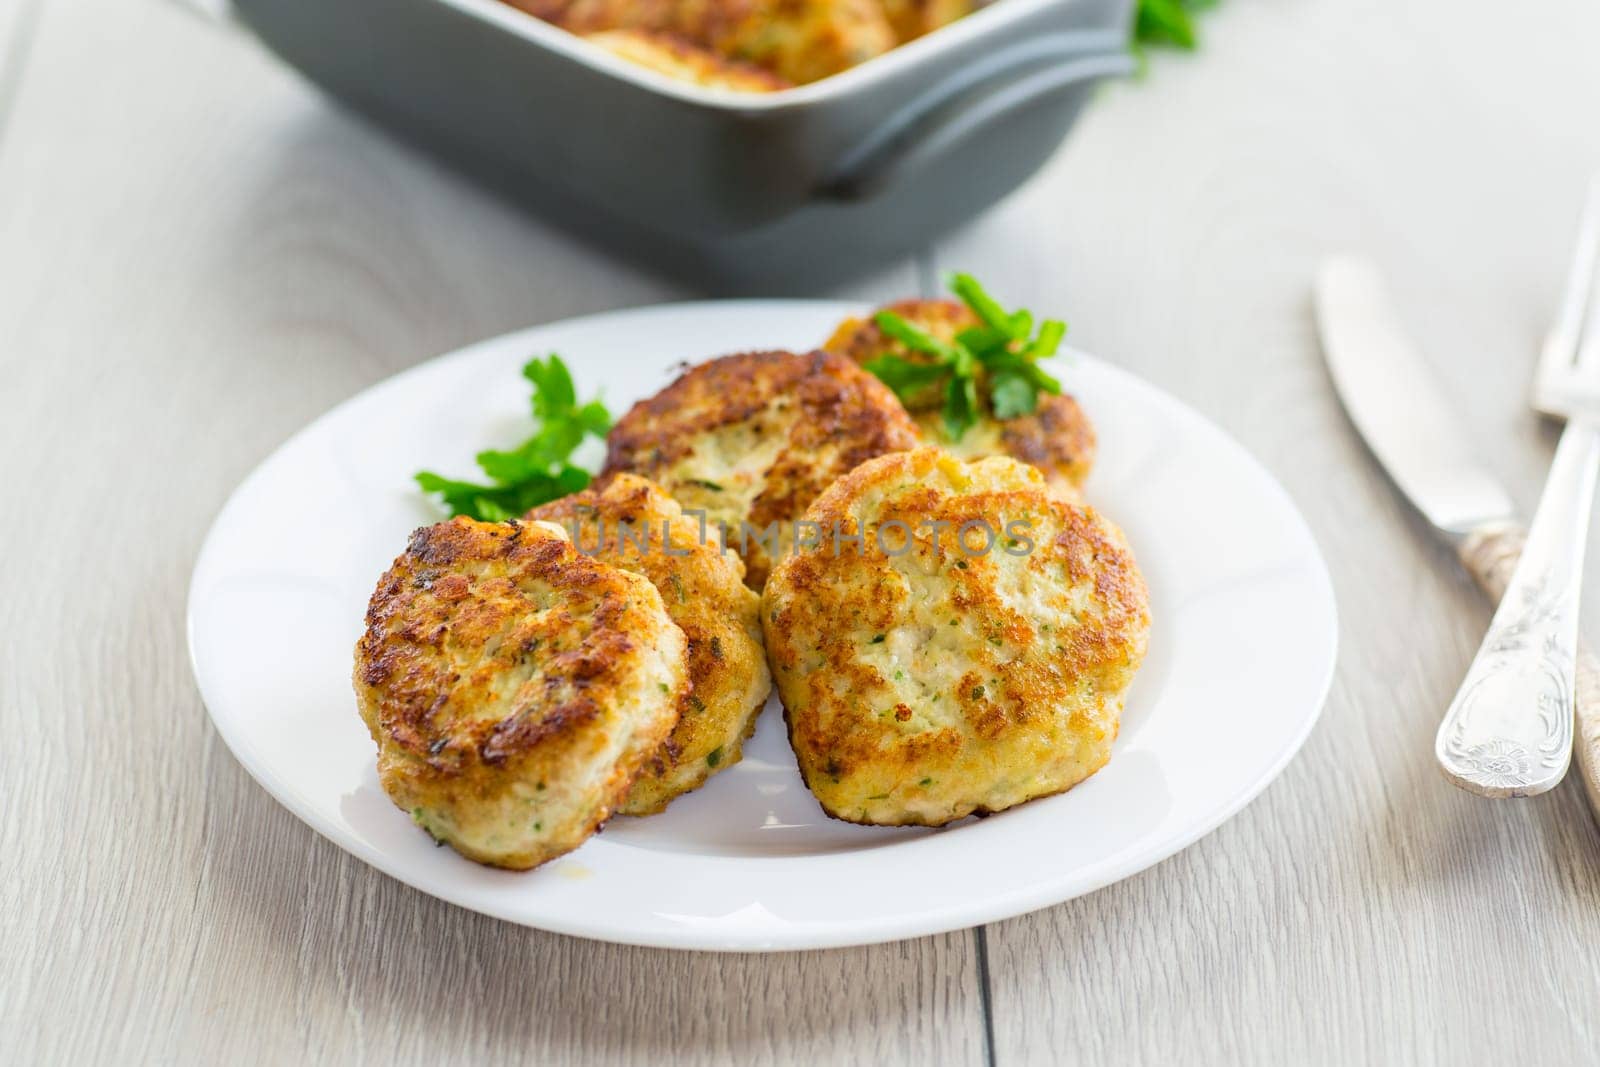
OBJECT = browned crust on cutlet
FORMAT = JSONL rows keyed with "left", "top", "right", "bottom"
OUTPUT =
{"left": 529, "top": 473, "right": 772, "bottom": 813}
{"left": 353, "top": 517, "right": 687, "bottom": 869}
{"left": 913, "top": 392, "right": 1097, "bottom": 495}
{"left": 762, "top": 449, "right": 1148, "bottom": 825}
{"left": 356, "top": 518, "right": 656, "bottom": 766}
{"left": 601, "top": 350, "right": 919, "bottom": 588}
{"left": 997, "top": 393, "right": 1095, "bottom": 479}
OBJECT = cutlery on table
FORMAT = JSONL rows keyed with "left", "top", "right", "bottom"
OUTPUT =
{"left": 1314, "top": 237, "right": 1600, "bottom": 807}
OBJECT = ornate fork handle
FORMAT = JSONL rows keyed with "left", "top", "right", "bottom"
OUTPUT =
{"left": 1459, "top": 525, "right": 1600, "bottom": 818}
{"left": 1437, "top": 418, "right": 1600, "bottom": 797}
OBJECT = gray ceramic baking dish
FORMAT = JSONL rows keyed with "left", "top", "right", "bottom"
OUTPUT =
{"left": 232, "top": 0, "right": 1133, "bottom": 288}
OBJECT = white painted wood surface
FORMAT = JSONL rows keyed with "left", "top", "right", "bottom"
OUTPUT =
{"left": 4, "top": 0, "right": 1600, "bottom": 1062}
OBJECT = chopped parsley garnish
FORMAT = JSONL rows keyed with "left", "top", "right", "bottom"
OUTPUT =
{"left": 415, "top": 354, "right": 610, "bottom": 520}
{"left": 706, "top": 746, "right": 724, "bottom": 768}
{"left": 862, "top": 273, "right": 1065, "bottom": 442}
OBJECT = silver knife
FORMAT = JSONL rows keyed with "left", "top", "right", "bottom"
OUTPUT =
{"left": 1313, "top": 256, "right": 1600, "bottom": 809}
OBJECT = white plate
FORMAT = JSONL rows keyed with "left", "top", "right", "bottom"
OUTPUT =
{"left": 188, "top": 301, "right": 1337, "bottom": 951}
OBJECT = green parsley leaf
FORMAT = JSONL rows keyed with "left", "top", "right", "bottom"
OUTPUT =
{"left": 873, "top": 310, "right": 960, "bottom": 362}
{"left": 858, "top": 273, "right": 1069, "bottom": 441}
{"left": 862, "top": 354, "right": 948, "bottom": 394}
{"left": 990, "top": 373, "right": 1037, "bottom": 419}
{"left": 950, "top": 272, "right": 1018, "bottom": 336}
{"left": 1136, "top": 0, "right": 1196, "bottom": 48}
{"left": 1134, "top": 0, "right": 1216, "bottom": 52}
{"left": 576, "top": 400, "right": 612, "bottom": 436}
{"left": 524, "top": 354, "right": 577, "bottom": 415}
{"left": 982, "top": 349, "right": 1062, "bottom": 396}
{"left": 415, "top": 354, "right": 609, "bottom": 521}
{"left": 1028, "top": 319, "right": 1066, "bottom": 360}
{"left": 955, "top": 325, "right": 1010, "bottom": 353}
{"left": 942, "top": 374, "right": 979, "bottom": 442}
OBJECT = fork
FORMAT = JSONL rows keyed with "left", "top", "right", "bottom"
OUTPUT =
{"left": 1436, "top": 176, "right": 1600, "bottom": 797}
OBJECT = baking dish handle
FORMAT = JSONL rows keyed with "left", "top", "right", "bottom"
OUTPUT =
{"left": 820, "top": 47, "right": 1135, "bottom": 201}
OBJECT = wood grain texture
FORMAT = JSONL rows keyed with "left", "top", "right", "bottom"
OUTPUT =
{"left": 0, "top": 1, "right": 972, "bottom": 1064}
{"left": 12, "top": 0, "right": 1600, "bottom": 1062}
{"left": 933, "top": 0, "right": 1600, "bottom": 1062}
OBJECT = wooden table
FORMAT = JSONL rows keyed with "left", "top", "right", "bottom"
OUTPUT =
{"left": 7, "top": 0, "right": 1600, "bottom": 1061}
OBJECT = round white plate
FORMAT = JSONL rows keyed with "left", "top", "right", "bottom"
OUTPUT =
{"left": 188, "top": 300, "right": 1337, "bottom": 951}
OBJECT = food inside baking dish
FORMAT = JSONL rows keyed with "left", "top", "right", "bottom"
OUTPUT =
{"left": 498, "top": 0, "right": 977, "bottom": 90}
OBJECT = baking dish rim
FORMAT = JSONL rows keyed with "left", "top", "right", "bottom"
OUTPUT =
{"left": 433, "top": 0, "right": 1119, "bottom": 111}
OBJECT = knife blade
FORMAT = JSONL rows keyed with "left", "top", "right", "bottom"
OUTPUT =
{"left": 1313, "top": 255, "right": 1600, "bottom": 811}
{"left": 1314, "top": 257, "right": 1517, "bottom": 535}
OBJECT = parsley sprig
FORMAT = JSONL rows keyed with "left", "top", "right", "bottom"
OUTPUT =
{"left": 862, "top": 273, "right": 1066, "bottom": 442}
{"left": 1134, "top": 0, "right": 1217, "bottom": 51}
{"left": 415, "top": 354, "right": 610, "bottom": 521}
